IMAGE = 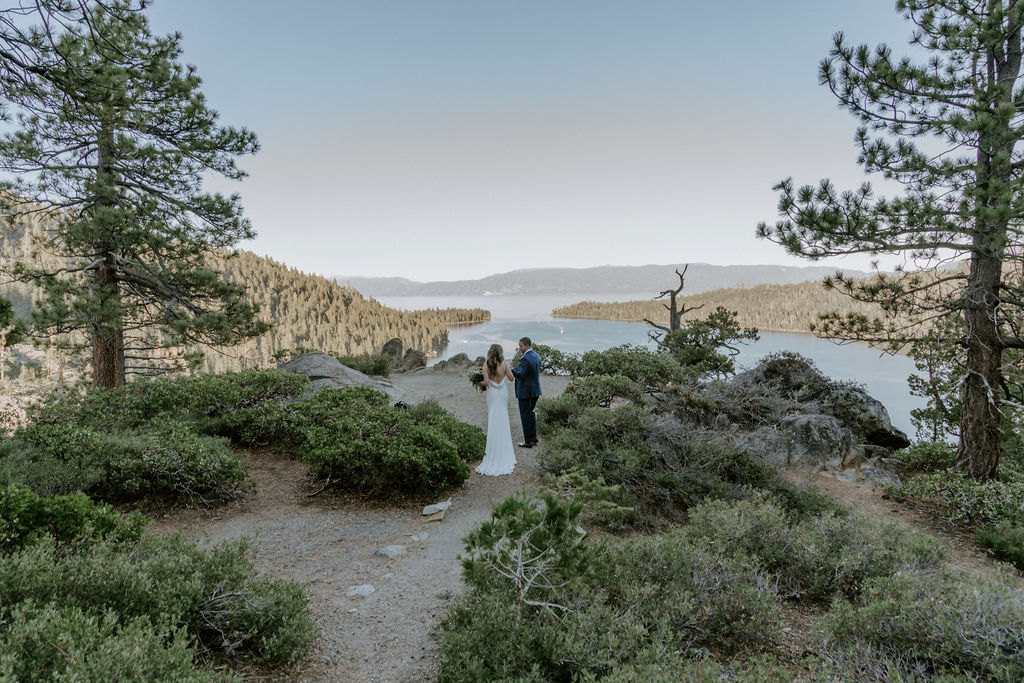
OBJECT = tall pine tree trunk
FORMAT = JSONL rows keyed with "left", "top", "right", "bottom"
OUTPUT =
{"left": 90, "top": 129, "right": 125, "bottom": 388}
{"left": 90, "top": 253, "right": 124, "bottom": 388}
{"left": 957, "top": 251, "right": 1003, "bottom": 479}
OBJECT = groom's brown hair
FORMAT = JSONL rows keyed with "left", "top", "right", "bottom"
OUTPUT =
{"left": 519, "top": 337, "right": 532, "bottom": 347}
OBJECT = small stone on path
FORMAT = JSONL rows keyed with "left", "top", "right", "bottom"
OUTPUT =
{"left": 422, "top": 510, "right": 445, "bottom": 523}
{"left": 411, "top": 532, "right": 429, "bottom": 542}
{"left": 422, "top": 501, "right": 452, "bottom": 515}
{"left": 376, "top": 545, "right": 407, "bottom": 559}
{"left": 347, "top": 584, "right": 375, "bottom": 598}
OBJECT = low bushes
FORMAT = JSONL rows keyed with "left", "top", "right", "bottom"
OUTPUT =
{"left": 685, "top": 496, "right": 946, "bottom": 600}
{"left": 440, "top": 495, "right": 782, "bottom": 681}
{"left": 3, "top": 371, "right": 483, "bottom": 504}
{"left": 335, "top": 352, "right": 393, "bottom": 376}
{"left": 0, "top": 489, "right": 316, "bottom": 677}
{"left": 816, "top": 568, "right": 1024, "bottom": 682}
{"left": 538, "top": 401, "right": 839, "bottom": 528}
{"left": 0, "top": 483, "right": 145, "bottom": 551}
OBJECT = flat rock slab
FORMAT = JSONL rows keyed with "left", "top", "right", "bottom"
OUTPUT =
{"left": 422, "top": 501, "right": 452, "bottom": 515}
{"left": 376, "top": 545, "right": 407, "bottom": 559}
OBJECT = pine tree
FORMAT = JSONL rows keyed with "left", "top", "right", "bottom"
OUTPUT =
{"left": 0, "top": 0, "right": 265, "bottom": 387}
{"left": 758, "top": 1, "right": 1024, "bottom": 480}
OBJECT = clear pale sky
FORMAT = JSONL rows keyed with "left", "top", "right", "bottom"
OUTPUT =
{"left": 145, "top": 1, "right": 914, "bottom": 282}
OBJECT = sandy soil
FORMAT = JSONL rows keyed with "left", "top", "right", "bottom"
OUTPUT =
{"left": 150, "top": 367, "right": 570, "bottom": 683}
{"left": 149, "top": 367, "right": 1001, "bottom": 682}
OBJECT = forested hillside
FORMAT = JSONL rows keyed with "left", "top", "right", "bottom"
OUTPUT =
{"left": 209, "top": 252, "right": 487, "bottom": 372}
{"left": 0, "top": 217, "right": 487, "bottom": 378}
{"left": 552, "top": 280, "right": 884, "bottom": 333}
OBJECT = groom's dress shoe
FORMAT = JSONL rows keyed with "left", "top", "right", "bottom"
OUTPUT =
{"left": 517, "top": 442, "right": 534, "bottom": 448}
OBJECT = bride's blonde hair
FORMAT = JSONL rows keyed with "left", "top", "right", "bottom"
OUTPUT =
{"left": 486, "top": 344, "right": 504, "bottom": 379}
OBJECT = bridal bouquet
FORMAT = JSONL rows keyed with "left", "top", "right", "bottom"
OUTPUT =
{"left": 469, "top": 371, "right": 485, "bottom": 391}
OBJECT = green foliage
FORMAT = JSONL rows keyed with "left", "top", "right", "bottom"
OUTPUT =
{"left": 300, "top": 388, "right": 471, "bottom": 496}
{"left": 101, "top": 422, "right": 248, "bottom": 505}
{"left": 815, "top": 568, "right": 1024, "bottom": 682}
{"left": 440, "top": 496, "right": 782, "bottom": 681}
{"left": 541, "top": 470, "right": 637, "bottom": 529}
{"left": 512, "top": 343, "right": 581, "bottom": 376}
{"left": 562, "top": 374, "right": 644, "bottom": 408}
{"left": 661, "top": 306, "right": 759, "bottom": 378}
{"left": 0, "top": 533, "right": 316, "bottom": 666}
{"left": 335, "top": 352, "right": 394, "bottom": 376}
{"left": 0, "top": 1, "right": 268, "bottom": 386}
{"left": 893, "top": 441, "right": 955, "bottom": 473}
{"left": 686, "top": 496, "right": 946, "bottom": 601}
{"left": 576, "top": 344, "right": 688, "bottom": 388}
{"left": 406, "top": 399, "right": 486, "bottom": 463}
{"left": 0, "top": 483, "right": 146, "bottom": 552}
{"left": 977, "top": 516, "right": 1024, "bottom": 570}
{"left": 538, "top": 398, "right": 833, "bottom": 528}
{"left": 896, "top": 468, "right": 1024, "bottom": 526}
{"left": 0, "top": 297, "right": 25, "bottom": 348}
{"left": 0, "top": 604, "right": 221, "bottom": 683}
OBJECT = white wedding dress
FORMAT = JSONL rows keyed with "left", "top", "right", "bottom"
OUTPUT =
{"left": 476, "top": 377, "right": 516, "bottom": 476}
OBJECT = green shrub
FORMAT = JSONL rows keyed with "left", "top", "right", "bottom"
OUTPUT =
{"left": 978, "top": 515, "right": 1024, "bottom": 570}
{"left": 816, "top": 568, "right": 1024, "bottom": 682}
{"left": 30, "top": 370, "right": 309, "bottom": 431}
{"left": 542, "top": 470, "right": 637, "bottom": 529}
{"left": 0, "top": 603, "right": 221, "bottom": 682}
{"left": 575, "top": 345, "right": 689, "bottom": 388}
{"left": 0, "top": 483, "right": 146, "bottom": 552}
{"left": 0, "top": 432, "right": 107, "bottom": 496}
{"left": 0, "top": 533, "right": 316, "bottom": 666}
{"left": 302, "top": 390, "right": 470, "bottom": 496}
{"left": 407, "top": 399, "right": 485, "bottom": 463}
{"left": 897, "top": 468, "right": 1024, "bottom": 525}
{"left": 535, "top": 394, "right": 586, "bottom": 432}
{"left": 440, "top": 497, "right": 781, "bottom": 681}
{"left": 563, "top": 374, "right": 644, "bottom": 408}
{"left": 686, "top": 496, "right": 947, "bottom": 601}
{"left": 893, "top": 441, "right": 955, "bottom": 473}
{"left": 461, "top": 494, "right": 586, "bottom": 597}
{"left": 335, "top": 353, "right": 393, "bottom": 376}
{"left": 101, "top": 423, "right": 248, "bottom": 505}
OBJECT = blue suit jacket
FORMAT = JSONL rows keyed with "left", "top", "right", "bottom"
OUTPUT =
{"left": 512, "top": 348, "right": 542, "bottom": 399}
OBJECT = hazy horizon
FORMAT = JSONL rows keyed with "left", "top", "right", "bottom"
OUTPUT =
{"left": 146, "top": 1, "right": 915, "bottom": 282}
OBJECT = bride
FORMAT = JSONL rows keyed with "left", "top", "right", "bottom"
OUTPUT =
{"left": 475, "top": 343, "right": 517, "bottom": 476}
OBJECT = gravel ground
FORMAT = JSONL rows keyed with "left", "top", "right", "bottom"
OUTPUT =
{"left": 150, "top": 368, "right": 571, "bottom": 682}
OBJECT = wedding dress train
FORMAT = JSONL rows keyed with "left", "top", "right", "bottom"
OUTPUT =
{"left": 476, "top": 378, "right": 516, "bottom": 476}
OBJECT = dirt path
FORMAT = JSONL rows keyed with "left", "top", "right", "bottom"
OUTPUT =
{"left": 150, "top": 369, "right": 570, "bottom": 682}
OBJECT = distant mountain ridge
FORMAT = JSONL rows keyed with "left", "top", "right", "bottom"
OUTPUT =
{"left": 335, "top": 263, "right": 873, "bottom": 297}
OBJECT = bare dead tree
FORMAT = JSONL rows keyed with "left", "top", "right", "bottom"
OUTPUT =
{"left": 643, "top": 265, "right": 704, "bottom": 345}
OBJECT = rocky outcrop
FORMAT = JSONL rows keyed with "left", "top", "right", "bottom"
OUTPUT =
{"left": 278, "top": 352, "right": 398, "bottom": 399}
{"left": 721, "top": 354, "right": 904, "bottom": 486}
{"left": 399, "top": 349, "right": 427, "bottom": 372}
{"left": 380, "top": 338, "right": 404, "bottom": 360}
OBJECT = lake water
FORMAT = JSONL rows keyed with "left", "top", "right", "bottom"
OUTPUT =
{"left": 378, "top": 294, "right": 926, "bottom": 436}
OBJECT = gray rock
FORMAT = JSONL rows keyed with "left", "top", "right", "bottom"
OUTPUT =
{"left": 347, "top": 584, "right": 375, "bottom": 598}
{"left": 411, "top": 532, "right": 429, "bottom": 542}
{"left": 400, "top": 349, "right": 427, "bottom": 372}
{"left": 445, "top": 353, "right": 473, "bottom": 370}
{"left": 813, "top": 384, "right": 910, "bottom": 449}
{"left": 380, "top": 337, "right": 403, "bottom": 360}
{"left": 376, "top": 545, "right": 407, "bottom": 559}
{"left": 861, "top": 466, "right": 902, "bottom": 488}
{"left": 843, "top": 444, "right": 868, "bottom": 468}
{"left": 833, "top": 468, "right": 860, "bottom": 483}
{"left": 277, "top": 351, "right": 398, "bottom": 399}
{"left": 422, "top": 501, "right": 452, "bottom": 515}
{"left": 778, "top": 414, "right": 853, "bottom": 470}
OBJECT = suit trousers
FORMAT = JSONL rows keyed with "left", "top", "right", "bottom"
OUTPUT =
{"left": 518, "top": 396, "right": 539, "bottom": 444}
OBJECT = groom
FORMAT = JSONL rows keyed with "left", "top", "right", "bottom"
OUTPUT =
{"left": 511, "top": 337, "right": 542, "bottom": 448}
